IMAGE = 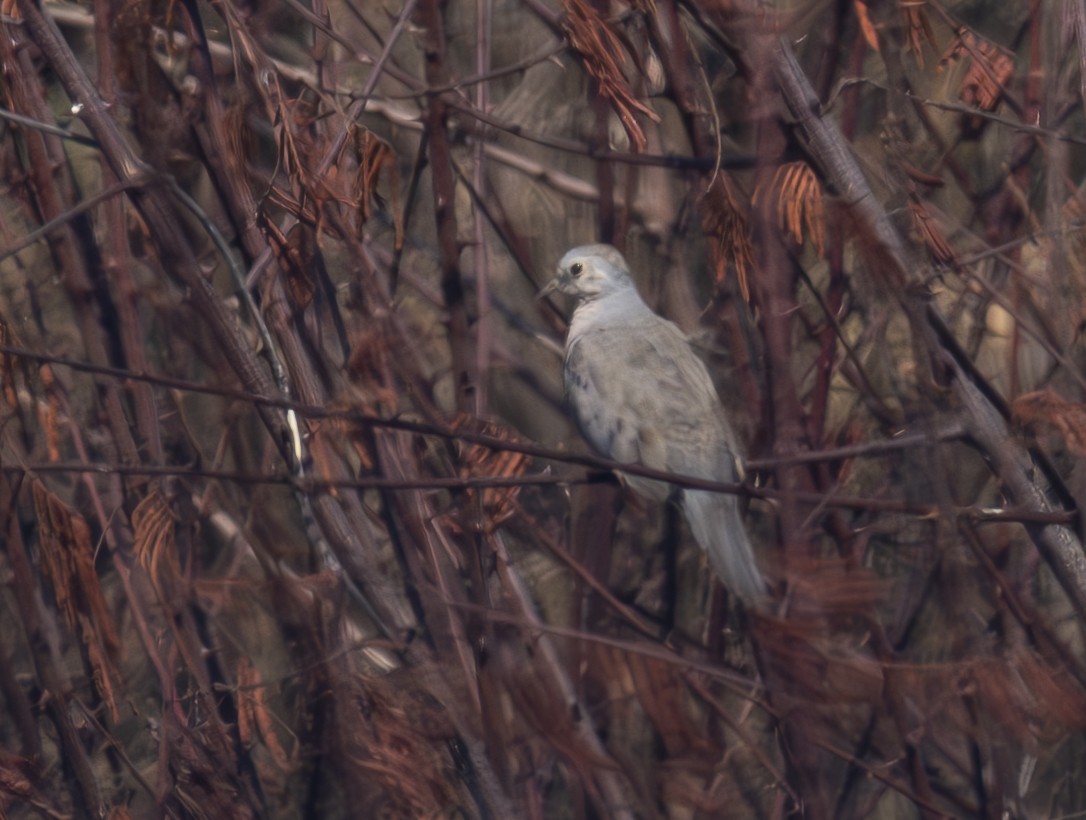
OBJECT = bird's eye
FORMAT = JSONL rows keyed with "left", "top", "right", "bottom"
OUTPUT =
{"left": 570, "top": 262, "right": 583, "bottom": 276}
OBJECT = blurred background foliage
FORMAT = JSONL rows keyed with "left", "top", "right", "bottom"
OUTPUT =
{"left": 3, "top": 0, "right": 1086, "bottom": 816}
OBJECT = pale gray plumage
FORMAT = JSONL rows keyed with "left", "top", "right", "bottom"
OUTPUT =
{"left": 543, "top": 244, "right": 766, "bottom": 602}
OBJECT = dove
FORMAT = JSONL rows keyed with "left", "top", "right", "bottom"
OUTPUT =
{"left": 541, "top": 244, "right": 766, "bottom": 602}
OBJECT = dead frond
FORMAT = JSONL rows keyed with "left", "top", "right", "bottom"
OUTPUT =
{"left": 447, "top": 414, "right": 530, "bottom": 533}
{"left": 939, "top": 26, "right": 1015, "bottom": 112}
{"left": 132, "top": 487, "right": 184, "bottom": 609}
{"left": 0, "top": 317, "right": 60, "bottom": 461}
{"left": 236, "top": 657, "right": 298, "bottom": 780}
{"left": 753, "top": 161, "right": 826, "bottom": 256}
{"left": 32, "top": 480, "right": 122, "bottom": 721}
{"left": 341, "top": 668, "right": 462, "bottom": 817}
{"left": 854, "top": 0, "right": 879, "bottom": 53}
{"left": 353, "top": 129, "right": 403, "bottom": 248}
{"left": 1012, "top": 389, "right": 1086, "bottom": 457}
{"left": 908, "top": 196, "right": 957, "bottom": 268}
{"left": 166, "top": 708, "right": 258, "bottom": 820}
{"left": 902, "top": 2, "right": 937, "bottom": 67}
{"left": 702, "top": 174, "right": 755, "bottom": 300}
{"left": 561, "top": 0, "right": 661, "bottom": 152}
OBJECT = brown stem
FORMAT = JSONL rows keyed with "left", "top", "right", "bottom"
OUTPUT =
{"left": 14, "top": 0, "right": 291, "bottom": 454}
{"left": 93, "top": 0, "right": 163, "bottom": 469}
{"left": 2, "top": 28, "right": 143, "bottom": 480}
{"left": 416, "top": 0, "right": 477, "bottom": 414}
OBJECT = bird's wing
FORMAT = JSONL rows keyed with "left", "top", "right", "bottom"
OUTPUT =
{"left": 565, "top": 332, "right": 645, "bottom": 464}
{"left": 565, "top": 316, "right": 740, "bottom": 482}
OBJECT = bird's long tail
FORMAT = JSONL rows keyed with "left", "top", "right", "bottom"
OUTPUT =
{"left": 682, "top": 489, "right": 766, "bottom": 602}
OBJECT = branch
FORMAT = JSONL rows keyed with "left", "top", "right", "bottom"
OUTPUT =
{"left": 13, "top": 0, "right": 292, "bottom": 454}
{"left": 768, "top": 36, "right": 1086, "bottom": 616}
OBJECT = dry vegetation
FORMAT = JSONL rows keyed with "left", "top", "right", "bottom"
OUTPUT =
{"left": 3, "top": 0, "right": 1086, "bottom": 817}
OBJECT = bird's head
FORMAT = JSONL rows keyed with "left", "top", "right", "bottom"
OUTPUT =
{"left": 539, "top": 244, "right": 634, "bottom": 302}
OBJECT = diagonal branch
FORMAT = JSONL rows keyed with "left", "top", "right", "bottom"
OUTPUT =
{"left": 769, "top": 36, "right": 1086, "bottom": 616}
{"left": 14, "top": 0, "right": 292, "bottom": 453}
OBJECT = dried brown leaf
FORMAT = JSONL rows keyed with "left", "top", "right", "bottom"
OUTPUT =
{"left": 779, "top": 555, "right": 889, "bottom": 622}
{"left": 939, "top": 26, "right": 1015, "bottom": 112}
{"left": 1010, "top": 650, "right": 1086, "bottom": 736}
{"left": 224, "top": 100, "right": 256, "bottom": 179}
{"left": 702, "top": 174, "right": 755, "bottom": 300}
{"left": 354, "top": 130, "right": 403, "bottom": 249}
{"left": 32, "top": 480, "right": 122, "bottom": 720}
{"left": 0, "top": 751, "right": 66, "bottom": 819}
{"left": 0, "top": 750, "right": 33, "bottom": 802}
{"left": 259, "top": 216, "right": 319, "bottom": 311}
{"left": 340, "top": 669, "right": 460, "bottom": 817}
{"left": 236, "top": 658, "right": 296, "bottom": 777}
{"left": 854, "top": 0, "right": 879, "bottom": 52}
{"left": 970, "top": 650, "right": 1086, "bottom": 743}
{"left": 448, "top": 415, "right": 530, "bottom": 532}
{"left": 132, "top": 487, "right": 184, "bottom": 609}
{"left": 37, "top": 363, "right": 60, "bottom": 462}
{"left": 0, "top": 318, "right": 60, "bottom": 459}
{"left": 623, "top": 649, "right": 704, "bottom": 756}
{"left": 344, "top": 321, "right": 402, "bottom": 414}
{"left": 754, "top": 162, "right": 826, "bottom": 255}
{"left": 167, "top": 709, "right": 258, "bottom": 820}
{"left": 284, "top": 228, "right": 318, "bottom": 309}
{"left": 886, "top": 646, "right": 1086, "bottom": 762}
{"left": 0, "top": 316, "right": 18, "bottom": 411}
{"left": 494, "top": 640, "right": 613, "bottom": 795}
{"left": 1012, "top": 389, "right": 1086, "bottom": 457}
{"left": 900, "top": 160, "right": 946, "bottom": 188}
{"left": 908, "top": 196, "right": 956, "bottom": 268}
{"left": 561, "top": 0, "right": 660, "bottom": 152}
{"left": 902, "top": 2, "right": 936, "bottom": 67}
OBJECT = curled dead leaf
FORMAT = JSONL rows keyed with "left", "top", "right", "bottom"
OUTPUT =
{"left": 939, "top": 26, "right": 1015, "bottom": 113}
{"left": 1012, "top": 389, "right": 1086, "bottom": 457}
{"left": 32, "top": 480, "right": 122, "bottom": 721}
{"left": 702, "top": 174, "right": 754, "bottom": 301}
{"left": 753, "top": 161, "right": 826, "bottom": 256}
{"left": 561, "top": 0, "right": 660, "bottom": 152}
{"left": 449, "top": 414, "right": 530, "bottom": 533}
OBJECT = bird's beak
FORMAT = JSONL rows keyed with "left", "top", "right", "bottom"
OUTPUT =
{"left": 537, "top": 277, "right": 561, "bottom": 300}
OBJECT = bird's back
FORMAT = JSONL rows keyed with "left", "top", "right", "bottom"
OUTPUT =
{"left": 564, "top": 303, "right": 740, "bottom": 483}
